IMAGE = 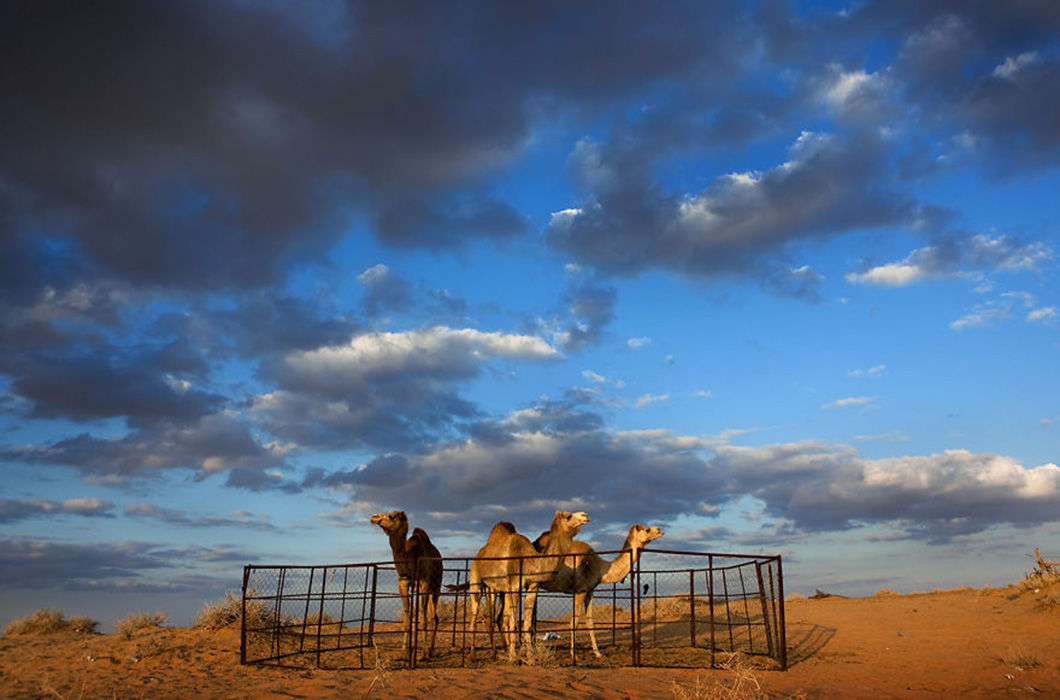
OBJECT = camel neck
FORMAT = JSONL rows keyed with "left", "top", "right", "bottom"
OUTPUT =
{"left": 600, "top": 535, "right": 642, "bottom": 585}
{"left": 388, "top": 529, "right": 408, "bottom": 559}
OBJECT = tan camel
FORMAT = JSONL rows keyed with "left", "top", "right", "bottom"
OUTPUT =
{"left": 369, "top": 510, "right": 443, "bottom": 659}
{"left": 534, "top": 523, "right": 664, "bottom": 658}
{"left": 466, "top": 510, "right": 590, "bottom": 661}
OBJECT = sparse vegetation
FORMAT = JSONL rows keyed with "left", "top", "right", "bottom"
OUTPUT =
{"left": 196, "top": 589, "right": 272, "bottom": 630}
{"left": 518, "top": 634, "right": 560, "bottom": 667}
{"left": 1020, "top": 548, "right": 1060, "bottom": 609}
{"left": 998, "top": 644, "right": 1043, "bottom": 671}
{"left": 114, "top": 611, "right": 168, "bottom": 639}
{"left": 874, "top": 588, "right": 899, "bottom": 597}
{"left": 671, "top": 653, "right": 767, "bottom": 700}
{"left": 3, "top": 608, "right": 99, "bottom": 636}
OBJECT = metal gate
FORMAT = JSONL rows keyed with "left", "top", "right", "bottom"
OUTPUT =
{"left": 240, "top": 549, "right": 785, "bottom": 670}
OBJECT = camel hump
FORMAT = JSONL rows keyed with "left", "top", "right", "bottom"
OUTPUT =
{"left": 488, "top": 521, "right": 517, "bottom": 539}
{"left": 409, "top": 528, "right": 442, "bottom": 559}
{"left": 532, "top": 531, "right": 551, "bottom": 552}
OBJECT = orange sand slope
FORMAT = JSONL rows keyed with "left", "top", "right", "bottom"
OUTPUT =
{"left": 1, "top": 584, "right": 1057, "bottom": 699}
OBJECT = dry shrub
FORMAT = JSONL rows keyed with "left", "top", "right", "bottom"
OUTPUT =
{"left": 1022, "top": 549, "right": 1060, "bottom": 590}
{"left": 519, "top": 635, "right": 560, "bottom": 667}
{"left": 671, "top": 653, "right": 767, "bottom": 700}
{"left": 1020, "top": 548, "right": 1060, "bottom": 609}
{"left": 196, "top": 589, "right": 272, "bottom": 630}
{"left": 115, "top": 611, "right": 168, "bottom": 638}
{"left": 784, "top": 594, "right": 805, "bottom": 603}
{"left": 4, "top": 608, "right": 99, "bottom": 636}
{"left": 998, "top": 644, "right": 1043, "bottom": 671}
{"left": 874, "top": 588, "right": 899, "bottom": 597}
{"left": 68, "top": 616, "right": 101, "bottom": 634}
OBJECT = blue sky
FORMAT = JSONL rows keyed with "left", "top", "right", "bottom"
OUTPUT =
{"left": 2, "top": 0, "right": 1058, "bottom": 629}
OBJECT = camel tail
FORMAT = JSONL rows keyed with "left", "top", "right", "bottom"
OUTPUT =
{"left": 445, "top": 581, "right": 471, "bottom": 592}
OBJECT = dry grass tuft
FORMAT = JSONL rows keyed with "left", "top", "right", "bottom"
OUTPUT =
{"left": 1020, "top": 548, "right": 1060, "bottom": 609}
{"left": 362, "top": 637, "right": 392, "bottom": 699}
{"left": 196, "top": 589, "right": 272, "bottom": 630}
{"left": 998, "top": 644, "right": 1043, "bottom": 671}
{"left": 4, "top": 608, "right": 99, "bottom": 636}
{"left": 115, "top": 611, "right": 168, "bottom": 639}
{"left": 874, "top": 588, "right": 899, "bottom": 597}
{"left": 517, "top": 635, "right": 561, "bottom": 667}
{"left": 671, "top": 653, "right": 769, "bottom": 700}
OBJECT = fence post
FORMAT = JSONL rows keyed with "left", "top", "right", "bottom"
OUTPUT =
{"left": 755, "top": 562, "right": 774, "bottom": 660}
{"left": 240, "top": 566, "right": 250, "bottom": 664}
{"left": 689, "top": 569, "right": 696, "bottom": 648}
{"left": 708, "top": 555, "right": 715, "bottom": 668}
{"left": 776, "top": 557, "right": 787, "bottom": 670}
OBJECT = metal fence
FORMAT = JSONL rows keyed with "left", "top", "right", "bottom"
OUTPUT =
{"left": 240, "top": 549, "right": 785, "bottom": 670}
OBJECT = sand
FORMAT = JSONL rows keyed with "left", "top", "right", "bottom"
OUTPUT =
{"left": 1, "top": 584, "right": 1057, "bottom": 699}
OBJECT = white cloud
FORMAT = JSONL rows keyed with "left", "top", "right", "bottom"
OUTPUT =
{"left": 848, "top": 364, "right": 886, "bottom": 378}
{"left": 1028, "top": 306, "right": 1057, "bottom": 324}
{"left": 855, "top": 431, "right": 909, "bottom": 442}
{"left": 845, "top": 263, "right": 924, "bottom": 287}
{"left": 846, "top": 235, "right": 1053, "bottom": 287}
{"left": 581, "top": 369, "right": 607, "bottom": 384}
{"left": 696, "top": 390, "right": 713, "bottom": 398}
{"left": 992, "top": 51, "right": 1039, "bottom": 80}
{"left": 950, "top": 300, "right": 1013, "bottom": 330}
{"left": 822, "top": 396, "right": 876, "bottom": 410}
{"left": 627, "top": 337, "right": 652, "bottom": 349}
{"left": 633, "top": 393, "right": 670, "bottom": 409}
{"left": 281, "top": 326, "right": 561, "bottom": 390}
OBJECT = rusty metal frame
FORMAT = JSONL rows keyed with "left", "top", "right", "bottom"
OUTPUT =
{"left": 240, "top": 549, "right": 785, "bottom": 670}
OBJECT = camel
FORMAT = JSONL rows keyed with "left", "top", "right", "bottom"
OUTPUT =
{"left": 369, "top": 510, "right": 443, "bottom": 660}
{"left": 466, "top": 510, "right": 590, "bottom": 661}
{"left": 534, "top": 523, "right": 664, "bottom": 658}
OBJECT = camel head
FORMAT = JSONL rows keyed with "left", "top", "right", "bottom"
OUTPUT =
{"left": 370, "top": 510, "right": 409, "bottom": 537}
{"left": 628, "top": 523, "right": 664, "bottom": 550}
{"left": 551, "top": 510, "right": 590, "bottom": 537}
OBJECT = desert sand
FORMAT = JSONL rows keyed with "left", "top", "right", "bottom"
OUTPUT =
{"left": 1, "top": 583, "right": 1058, "bottom": 699}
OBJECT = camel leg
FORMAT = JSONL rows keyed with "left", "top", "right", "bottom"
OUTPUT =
{"left": 490, "top": 591, "right": 504, "bottom": 656}
{"left": 521, "top": 585, "right": 539, "bottom": 652}
{"left": 582, "top": 590, "right": 602, "bottom": 658}
{"left": 503, "top": 590, "right": 521, "bottom": 662}
{"left": 468, "top": 583, "right": 481, "bottom": 661}
{"left": 422, "top": 590, "right": 438, "bottom": 659}
{"left": 397, "top": 578, "right": 412, "bottom": 659}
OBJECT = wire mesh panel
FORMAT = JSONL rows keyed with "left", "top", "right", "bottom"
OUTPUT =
{"left": 631, "top": 550, "right": 786, "bottom": 670}
{"left": 241, "top": 550, "right": 785, "bottom": 670}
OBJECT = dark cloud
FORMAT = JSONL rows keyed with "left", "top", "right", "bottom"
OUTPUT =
{"left": 0, "top": 538, "right": 171, "bottom": 589}
{"left": 7, "top": 412, "right": 284, "bottom": 481}
{"left": 151, "top": 293, "right": 360, "bottom": 361}
{"left": 124, "top": 502, "right": 277, "bottom": 529}
{"left": 301, "top": 400, "right": 1060, "bottom": 544}
{"left": 0, "top": 0, "right": 749, "bottom": 307}
{"left": 557, "top": 283, "right": 617, "bottom": 352}
{"left": 0, "top": 498, "right": 114, "bottom": 524}
{"left": 4, "top": 350, "right": 221, "bottom": 423}
{"left": 356, "top": 264, "right": 414, "bottom": 318}
{"left": 709, "top": 443, "right": 1060, "bottom": 541}
{"left": 252, "top": 326, "right": 559, "bottom": 452}
{"left": 547, "top": 130, "right": 922, "bottom": 287}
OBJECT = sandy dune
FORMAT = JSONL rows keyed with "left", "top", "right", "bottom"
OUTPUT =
{"left": 1, "top": 583, "right": 1057, "bottom": 699}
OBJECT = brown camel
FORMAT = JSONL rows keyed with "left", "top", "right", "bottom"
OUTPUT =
{"left": 534, "top": 523, "right": 663, "bottom": 658}
{"left": 467, "top": 510, "right": 590, "bottom": 661}
{"left": 369, "top": 510, "right": 443, "bottom": 659}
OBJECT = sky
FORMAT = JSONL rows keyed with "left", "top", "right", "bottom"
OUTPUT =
{"left": 1, "top": 0, "right": 1058, "bottom": 631}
